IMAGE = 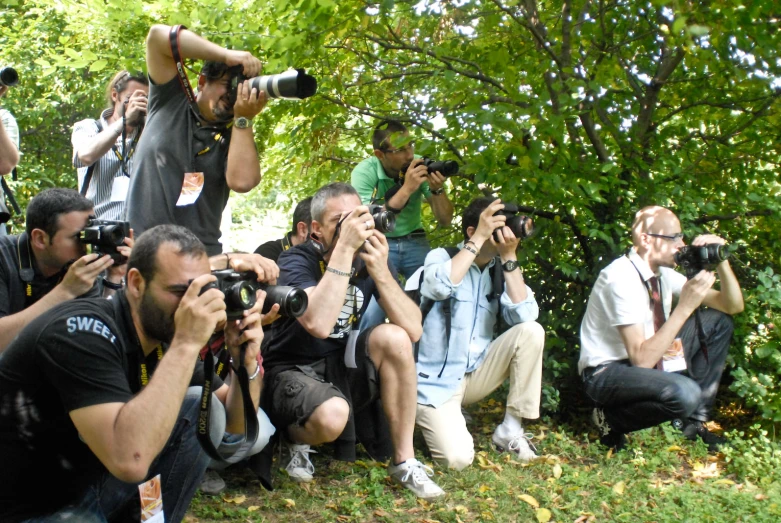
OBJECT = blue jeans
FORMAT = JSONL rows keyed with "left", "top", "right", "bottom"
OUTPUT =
{"left": 26, "top": 387, "right": 211, "bottom": 523}
{"left": 359, "top": 234, "right": 430, "bottom": 330}
{"left": 582, "top": 309, "right": 733, "bottom": 435}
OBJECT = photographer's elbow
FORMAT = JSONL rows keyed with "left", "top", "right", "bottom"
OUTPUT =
{"left": 228, "top": 178, "right": 260, "bottom": 194}
{"left": 111, "top": 460, "right": 150, "bottom": 484}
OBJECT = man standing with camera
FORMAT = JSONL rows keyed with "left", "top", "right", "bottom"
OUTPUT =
{"left": 0, "top": 225, "right": 266, "bottom": 522}
{"left": 414, "top": 197, "right": 545, "bottom": 470}
{"left": 262, "top": 182, "right": 445, "bottom": 498}
{"left": 72, "top": 70, "right": 149, "bottom": 220}
{"left": 126, "top": 24, "right": 267, "bottom": 256}
{"left": 352, "top": 120, "right": 454, "bottom": 330}
{"left": 579, "top": 206, "right": 744, "bottom": 451}
{"left": 0, "top": 188, "right": 130, "bottom": 352}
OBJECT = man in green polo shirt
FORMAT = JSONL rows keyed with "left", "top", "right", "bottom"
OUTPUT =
{"left": 351, "top": 120, "right": 453, "bottom": 328}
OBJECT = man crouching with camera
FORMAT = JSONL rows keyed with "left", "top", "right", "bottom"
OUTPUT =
{"left": 0, "top": 225, "right": 267, "bottom": 522}
{"left": 262, "top": 182, "right": 445, "bottom": 498}
{"left": 0, "top": 188, "right": 132, "bottom": 352}
{"left": 413, "top": 197, "right": 545, "bottom": 470}
{"left": 580, "top": 206, "right": 744, "bottom": 452}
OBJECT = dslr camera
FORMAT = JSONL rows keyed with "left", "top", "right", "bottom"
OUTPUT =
{"left": 227, "top": 68, "right": 317, "bottom": 104}
{"left": 200, "top": 269, "right": 309, "bottom": 319}
{"left": 402, "top": 158, "right": 459, "bottom": 177}
{"left": 0, "top": 66, "right": 18, "bottom": 88}
{"left": 674, "top": 244, "right": 730, "bottom": 279}
{"left": 367, "top": 204, "right": 396, "bottom": 234}
{"left": 79, "top": 216, "right": 130, "bottom": 263}
{"left": 494, "top": 204, "right": 534, "bottom": 242}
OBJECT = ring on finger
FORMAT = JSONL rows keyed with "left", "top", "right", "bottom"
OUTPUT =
{"left": 365, "top": 219, "right": 373, "bottom": 230}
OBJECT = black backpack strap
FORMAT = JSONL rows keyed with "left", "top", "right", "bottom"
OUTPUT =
{"left": 489, "top": 256, "right": 506, "bottom": 336}
{"left": 1, "top": 174, "right": 21, "bottom": 214}
{"left": 79, "top": 120, "right": 104, "bottom": 196}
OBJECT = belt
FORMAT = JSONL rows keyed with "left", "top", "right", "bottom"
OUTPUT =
{"left": 388, "top": 229, "right": 427, "bottom": 240}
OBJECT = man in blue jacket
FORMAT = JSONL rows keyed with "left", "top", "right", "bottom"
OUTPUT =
{"left": 414, "top": 197, "right": 545, "bottom": 470}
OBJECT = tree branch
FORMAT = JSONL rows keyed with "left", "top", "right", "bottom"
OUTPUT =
{"left": 690, "top": 209, "right": 773, "bottom": 225}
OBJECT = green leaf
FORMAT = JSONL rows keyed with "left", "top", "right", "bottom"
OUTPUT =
{"left": 672, "top": 17, "right": 687, "bottom": 34}
{"left": 89, "top": 59, "right": 108, "bottom": 72}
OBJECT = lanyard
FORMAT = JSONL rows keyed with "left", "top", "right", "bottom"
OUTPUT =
{"left": 626, "top": 254, "right": 663, "bottom": 318}
{"left": 138, "top": 345, "right": 164, "bottom": 389}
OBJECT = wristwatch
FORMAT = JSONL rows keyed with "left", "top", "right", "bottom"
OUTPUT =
{"left": 234, "top": 116, "right": 252, "bottom": 129}
{"left": 501, "top": 260, "right": 520, "bottom": 273}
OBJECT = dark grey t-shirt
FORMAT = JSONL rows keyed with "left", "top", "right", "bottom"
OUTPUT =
{"left": 125, "top": 76, "right": 232, "bottom": 255}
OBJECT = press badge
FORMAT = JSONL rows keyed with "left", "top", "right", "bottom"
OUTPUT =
{"left": 138, "top": 474, "right": 164, "bottom": 522}
{"left": 344, "top": 329, "right": 360, "bottom": 369}
{"left": 662, "top": 338, "right": 687, "bottom": 373}
{"left": 109, "top": 176, "right": 130, "bottom": 203}
{"left": 176, "top": 172, "right": 204, "bottom": 206}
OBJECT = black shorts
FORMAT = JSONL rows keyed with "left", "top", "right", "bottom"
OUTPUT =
{"left": 267, "top": 326, "right": 380, "bottom": 434}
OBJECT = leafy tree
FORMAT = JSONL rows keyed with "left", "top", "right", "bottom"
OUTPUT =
{"left": 1, "top": 0, "right": 779, "bottom": 422}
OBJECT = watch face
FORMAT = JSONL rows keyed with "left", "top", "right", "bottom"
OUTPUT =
{"left": 235, "top": 117, "right": 250, "bottom": 129}
{"left": 502, "top": 260, "right": 518, "bottom": 271}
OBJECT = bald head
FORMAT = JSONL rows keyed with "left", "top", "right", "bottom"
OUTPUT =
{"left": 631, "top": 206, "right": 680, "bottom": 246}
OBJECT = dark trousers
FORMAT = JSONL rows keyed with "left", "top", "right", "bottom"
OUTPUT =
{"left": 27, "top": 388, "right": 210, "bottom": 523}
{"left": 583, "top": 309, "right": 733, "bottom": 435}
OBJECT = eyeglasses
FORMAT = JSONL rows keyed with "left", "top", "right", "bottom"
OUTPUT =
{"left": 382, "top": 141, "right": 415, "bottom": 154}
{"left": 647, "top": 233, "right": 684, "bottom": 242}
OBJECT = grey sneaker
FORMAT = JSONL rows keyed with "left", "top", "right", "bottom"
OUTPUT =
{"left": 284, "top": 443, "right": 316, "bottom": 482}
{"left": 387, "top": 458, "right": 445, "bottom": 499}
{"left": 199, "top": 469, "right": 226, "bottom": 495}
{"left": 492, "top": 430, "right": 537, "bottom": 462}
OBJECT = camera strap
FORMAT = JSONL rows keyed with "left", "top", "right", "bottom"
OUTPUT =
{"left": 1, "top": 173, "right": 21, "bottom": 222}
{"left": 196, "top": 334, "right": 260, "bottom": 463}
{"left": 169, "top": 25, "right": 200, "bottom": 116}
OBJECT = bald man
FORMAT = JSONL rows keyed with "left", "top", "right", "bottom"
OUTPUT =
{"left": 579, "top": 206, "right": 743, "bottom": 451}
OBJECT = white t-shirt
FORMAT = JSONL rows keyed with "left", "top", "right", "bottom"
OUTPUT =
{"left": 578, "top": 248, "right": 686, "bottom": 374}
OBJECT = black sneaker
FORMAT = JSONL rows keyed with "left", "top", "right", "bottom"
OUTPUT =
{"left": 679, "top": 419, "right": 727, "bottom": 452}
{"left": 592, "top": 408, "right": 626, "bottom": 451}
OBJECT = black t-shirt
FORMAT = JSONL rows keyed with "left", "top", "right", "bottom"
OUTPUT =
{"left": 254, "top": 233, "right": 292, "bottom": 263}
{"left": 126, "top": 76, "right": 232, "bottom": 256}
{"left": 0, "top": 292, "right": 221, "bottom": 521}
{"left": 0, "top": 233, "right": 100, "bottom": 318}
{"left": 263, "top": 241, "right": 394, "bottom": 371}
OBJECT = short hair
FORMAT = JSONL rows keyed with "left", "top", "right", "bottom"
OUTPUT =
{"left": 127, "top": 225, "right": 207, "bottom": 283}
{"left": 372, "top": 120, "right": 408, "bottom": 151}
{"left": 310, "top": 183, "right": 359, "bottom": 223}
{"left": 462, "top": 197, "right": 495, "bottom": 241}
{"left": 105, "top": 70, "right": 148, "bottom": 107}
{"left": 25, "top": 188, "right": 93, "bottom": 239}
{"left": 291, "top": 197, "right": 313, "bottom": 233}
{"left": 201, "top": 61, "right": 233, "bottom": 82}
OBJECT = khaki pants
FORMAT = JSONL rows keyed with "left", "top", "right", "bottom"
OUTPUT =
{"left": 416, "top": 321, "right": 545, "bottom": 470}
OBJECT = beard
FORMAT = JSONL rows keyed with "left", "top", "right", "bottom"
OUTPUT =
{"left": 139, "top": 290, "right": 176, "bottom": 345}
{"left": 212, "top": 95, "right": 234, "bottom": 120}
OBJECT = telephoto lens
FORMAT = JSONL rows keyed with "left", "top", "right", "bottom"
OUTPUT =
{"left": 0, "top": 67, "right": 18, "bottom": 88}
{"left": 367, "top": 204, "right": 396, "bottom": 233}
{"left": 421, "top": 158, "right": 459, "bottom": 177}
{"left": 674, "top": 244, "right": 730, "bottom": 278}
{"left": 260, "top": 285, "right": 309, "bottom": 318}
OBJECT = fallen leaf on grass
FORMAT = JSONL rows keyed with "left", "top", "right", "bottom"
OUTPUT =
{"left": 612, "top": 481, "right": 625, "bottom": 495}
{"left": 248, "top": 506, "right": 259, "bottom": 512}
{"left": 667, "top": 445, "right": 682, "bottom": 451}
{"left": 713, "top": 479, "right": 735, "bottom": 486}
{"left": 222, "top": 494, "right": 246, "bottom": 504}
{"left": 336, "top": 516, "right": 350, "bottom": 522}
{"left": 374, "top": 509, "right": 388, "bottom": 517}
{"left": 454, "top": 505, "right": 469, "bottom": 514}
{"left": 518, "top": 494, "right": 540, "bottom": 508}
{"left": 282, "top": 498, "right": 296, "bottom": 509}
{"left": 478, "top": 484, "right": 492, "bottom": 494}
{"left": 535, "top": 507, "right": 552, "bottom": 522}
{"left": 325, "top": 502, "right": 338, "bottom": 510}
{"left": 552, "top": 463, "right": 562, "bottom": 479}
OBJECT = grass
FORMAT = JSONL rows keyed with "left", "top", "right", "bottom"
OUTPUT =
{"left": 186, "top": 397, "right": 781, "bottom": 523}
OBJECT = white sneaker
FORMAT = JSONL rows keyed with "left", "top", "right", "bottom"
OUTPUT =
{"left": 199, "top": 469, "right": 226, "bottom": 495}
{"left": 284, "top": 443, "right": 316, "bottom": 482}
{"left": 387, "top": 458, "right": 445, "bottom": 499}
{"left": 492, "top": 429, "right": 537, "bottom": 462}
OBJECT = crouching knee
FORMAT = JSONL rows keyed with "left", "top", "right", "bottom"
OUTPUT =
{"left": 306, "top": 397, "right": 350, "bottom": 444}
{"left": 660, "top": 377, "right": 701, "bottom": 420}
{"left": 439, "top": 447, "right": 475, "bottom": 472}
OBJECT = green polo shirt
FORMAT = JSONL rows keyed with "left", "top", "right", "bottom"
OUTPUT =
{"left": 350, "top": 156, "right": 431, "bottom": 238}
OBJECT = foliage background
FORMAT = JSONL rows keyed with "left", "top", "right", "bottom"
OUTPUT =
{"left": 1, "top": 0, "right": 779, "bottom": 424}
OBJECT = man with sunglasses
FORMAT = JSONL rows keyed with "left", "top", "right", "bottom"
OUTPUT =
{"left": 351, "top": 120, "right": 454, "bottom": 328}
{"left": 579, "top": 206, "right": 743, "bottom": 452}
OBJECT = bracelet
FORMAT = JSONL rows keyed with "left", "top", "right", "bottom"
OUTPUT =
{"left": 248, "top": 362, "right": 261, "bottom": 381}
{"left": 430, "top": 188, "right": 444, "bottom": 196}
{"left": 326, "top": 266, "right": 353, "bottom": 277}
{"left": 224, "top": 252, "right": 231, "bottom": 268}
{"left": 102, "top": 277, "right": 123, "bottom": 290}
{"left": 463, "top": 244, "right": 479, "bottom": 256}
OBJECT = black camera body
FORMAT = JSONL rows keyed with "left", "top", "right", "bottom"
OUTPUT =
{"left": 227, "top": 68, "right": 317, "bottom": 105}
{"left": 494, "top": 204, "right": 534, "bottom": 242}
{"left": 0, "top": 67, "right": 18, "bottom": 88}
{"left": 367, "top": 204, "right": 396, "bottom": 234}
{"left": 674, "top": 244, "right": 730, "bottom": 279}
{"left": 401, "top": 158, "right": 459, "bottom": 178}
{"left": 79, "top": 216, "right": 130, "bottom": 263}
{"left": 201, "top": 269, "right": 309, "bottom": 319}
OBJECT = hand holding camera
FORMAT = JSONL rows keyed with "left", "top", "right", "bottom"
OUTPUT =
{"left": 173, "top": 274, "right": 228, "bottom": 351}
{"left": 123, "top": 90, "right": 148, "bottom": 127}
{"left": 59, "top": 253, "right": 115, "bottom": 299}
{"left": 359, "top": 231, "right": 391, "bottom": 280}
{"left": 223, "top": 50, "right": 262, "bottom": 79}
{"left": 227, "top": 252, "right": 279, "bottom": 284}
{"left": 336, "top": 206, "right": 376, "bottom": 253}
{"left": 471, "top": 199, "right": 508, "bottom": 247}
{"left": 223, "top": 289, "right": 264, "bottom": 371}
{"left": 678, "top": 270, "right": 716, "bottom": 315}
{"left": 402, "top": 159, "right": 430, "bottom": 192}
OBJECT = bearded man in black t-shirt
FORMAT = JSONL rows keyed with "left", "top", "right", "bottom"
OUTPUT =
{"left": 262, "top": 182, "right": 445, "bottom": 499}
{"left": 0, "top": 225, "right": 267, "bottom": 522}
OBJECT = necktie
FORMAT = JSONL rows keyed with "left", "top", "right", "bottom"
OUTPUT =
{"left": 648, "top": 276, "right": 665, "bottom": 370}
